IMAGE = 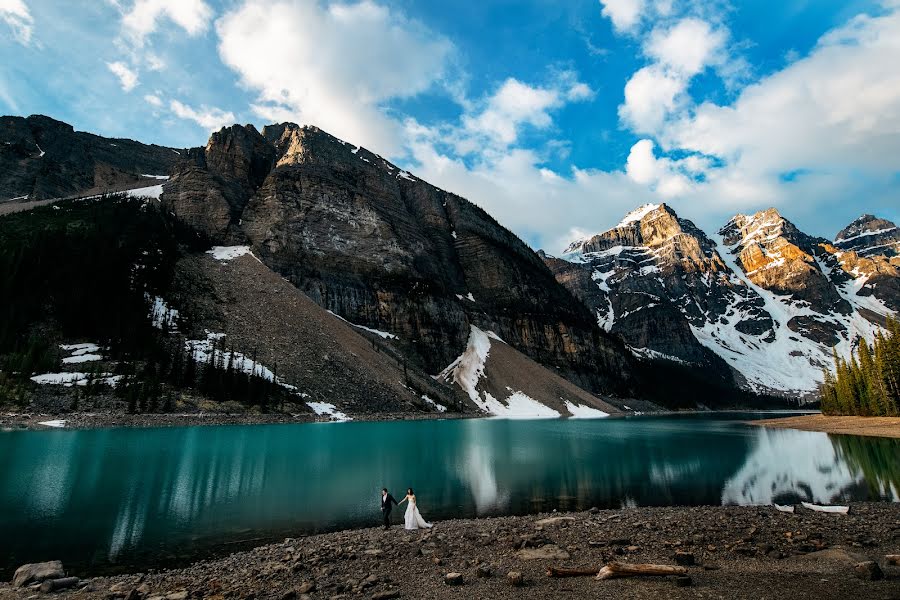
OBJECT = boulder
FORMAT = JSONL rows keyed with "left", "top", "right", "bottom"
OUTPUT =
{"left": 854, "top": 561, "right": 884, "bottom": 581}
{"left": 443, "top": 572, "right": 463, "bottom": 586}
{"left": 12, "top": 561, "right": 64, "bottom": 588}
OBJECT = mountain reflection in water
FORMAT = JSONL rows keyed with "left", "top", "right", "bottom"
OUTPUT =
{"left": 0, "top": 415, "right": 897, "bottom": 576}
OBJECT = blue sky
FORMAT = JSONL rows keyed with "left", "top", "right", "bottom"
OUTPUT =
{"left": 1, "top": 0, "right": 899, "bottom": 251}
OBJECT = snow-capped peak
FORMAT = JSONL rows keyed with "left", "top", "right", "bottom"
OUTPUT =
{"left": 615, "top": 203, "right": 661, "bottom": 228}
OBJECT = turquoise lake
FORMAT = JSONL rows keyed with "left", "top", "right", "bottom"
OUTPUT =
{"left": 1, "top": 414, "right": 898, "bottom": 575}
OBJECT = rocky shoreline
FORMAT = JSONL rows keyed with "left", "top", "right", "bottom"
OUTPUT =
{"left": 0, "top": 410, "right": 477, "bottom": 431}
{"left": 3, "top": 504, "right": 899, "bottom": 599}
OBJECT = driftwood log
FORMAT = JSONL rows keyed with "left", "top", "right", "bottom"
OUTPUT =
{"left": 596, "top": 562, "right": 688, "bottom": 581}
{"left": 546, "top": 566, "right": 602, "bottom": 577}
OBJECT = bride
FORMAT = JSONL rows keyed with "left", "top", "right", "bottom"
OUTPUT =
{"left": 398, "top": 487, "right": 432, "bottom": 530}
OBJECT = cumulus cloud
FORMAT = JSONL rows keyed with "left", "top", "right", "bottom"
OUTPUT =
{"left": 1, "top": 0, "right": 34, "bottom": 45}
{"left": 460, "top": 73, "right": 594, "bottom": 149}
{"left": 107, "top": 61, "right": 139, "bottom": 92}
{"left": 625, "top": 139, "right": 691, "bottom": 197}
{"left": 655, "top": 8, "right": 900, "bottom": 230}
{"left": 120, "top": 0, "right": 213, "bottom": 44}
{"left": 169, "top": 99, "right": 235, "bottom": 131}
{"left": 216, "top": 0, "right": 454, "bottom": 156}
{"left": 645, "top": 18, "right": 726, "bottom": 76}
{"left": 619, "top": 17, "right": 728, "bottom": 134}
{"left": 599, "top": 0, "right": 646, "bottom": 33}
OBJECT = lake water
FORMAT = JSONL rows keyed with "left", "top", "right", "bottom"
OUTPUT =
{"left": 1, "top": 414, "right": 898, "bottom": 576}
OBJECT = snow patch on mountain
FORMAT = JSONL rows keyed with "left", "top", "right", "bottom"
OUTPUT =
{"left": 326, "top": 310, "right": 398, "bottom": 339}
{"left": 616, "top": 203, "right": 660, "bottom": 228}
{"left": 125, "top": 184, "right": 164, "bottom": 199}
{"left": 438, "top": 325, "right": 563, "bottom": 419}
{"left": 564, "top": 400, "right": 609, "bottom": 419}
{"left": 306, "top": 401, "right": 351, "bottom": 422}
{"left": 207, "top": 246, "right": 253, "bottom": 261}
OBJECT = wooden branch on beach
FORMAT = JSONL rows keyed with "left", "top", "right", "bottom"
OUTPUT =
{"left": 546, "top": 566, "right": 602, "bottom": 577}
{"left": 595, "top": 562, "right": 687, "bottom": 581}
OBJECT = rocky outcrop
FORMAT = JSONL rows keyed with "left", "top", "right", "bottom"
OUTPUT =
{"left": 161, "top": 125, "right": 275, "bottom": 242}
{"left": 0, "top": 115, "right": 179, "bottom": 201}
{"left": 161, "top": 123, "right": 633, "bottom": 397}
{"left": 720, "top": 209, "right": 850, "bottom": 315}
{"left": 547, "top": 204, "right": 770, "bottom": 373}
{"left": 835, "top": 214, "right": 899, "bottom": 258}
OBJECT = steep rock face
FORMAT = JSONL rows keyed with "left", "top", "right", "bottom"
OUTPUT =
{"left": 835, "top": 214, "right": 899, "bottom": 258}
{"left": 0, "top": 114, "right": 179, "bottom": 201}
{"left": 161, "top": 125, "right": 274, "bottom": 241}
{"left": 161, "top": 123, "right": 632, "bottom": 396}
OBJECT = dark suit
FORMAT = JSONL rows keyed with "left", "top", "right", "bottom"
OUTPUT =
{"left": 381, "top": 492, "right": 398, "bottom": 528}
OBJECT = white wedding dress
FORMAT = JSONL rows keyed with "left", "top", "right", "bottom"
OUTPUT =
{"left": 404, "top": 496, "right": 433, "bottom": 530}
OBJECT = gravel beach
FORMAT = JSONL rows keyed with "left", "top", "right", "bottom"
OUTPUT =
{"left": 4, "top": 504, "right": 899, "bottom": 600}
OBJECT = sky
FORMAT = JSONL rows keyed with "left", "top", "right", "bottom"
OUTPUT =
{"left": 1, "top": 0, "right": 899, "bottom": 252}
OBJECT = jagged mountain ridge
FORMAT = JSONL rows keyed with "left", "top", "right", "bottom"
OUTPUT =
{"left": 161, "top": 122, "right": 633, "bottom": 400}
{"left": 835, "top": 214, "right": 900, "bottom": 258}
{"left": 0, "top": 115, "right": 180, "bottom": 202}
{"left": 551, "top": 204, "right": 898, "bottom": 398}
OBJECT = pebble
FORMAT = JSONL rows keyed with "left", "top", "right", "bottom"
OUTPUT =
{"left": 444, "top": 572, "right": 463, "bottom": 586}
{"left": 506, "top": 571, "right": 524, "bottom": 587}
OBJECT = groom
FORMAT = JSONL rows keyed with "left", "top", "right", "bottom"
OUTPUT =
{"left": 380, "top": 487, "right": 398, "bottom": 530}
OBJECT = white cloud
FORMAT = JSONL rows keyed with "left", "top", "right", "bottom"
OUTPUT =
{"left": 169, "top": 99, "right": 235, "bottom": 131}
{"left": 461, "top": 75, "right": 592, "bottom": 148}
{"left": 625, "top": 139, "right": 691, "bottom": 197}
{"left": 144, "top": 93, "right": 162, "bottom": 107}
{"left": 619, "top": 66, "right": 685, "bottom": 134}
{"left": 645, "top": 18, "right": 726, "bottom": 76}
{"left": 121, "top": 0, "right": 213, "bottom": 44}
{"left": 405, "top": 120, "right": 658, "bottom": 252}
{"left": 216, "top": 0, "right": 454, "bottom": 156}
{"left": 1, "top": 0, "right": 34, "bottom": 45}
{"left": 618, "top": 17, "right": 729, "bottom": 134}
{"left": 599, "top": 0, "right": 646, "bottom": 33}
{"left": 107, "top": 61, "right": 139, "bottom": 92}
{"left": 662, "top": 10, "right": 900, "bottom": 207}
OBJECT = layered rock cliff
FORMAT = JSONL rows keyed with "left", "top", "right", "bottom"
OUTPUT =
{"left": 0, "top": 115, "right": 180, "bottom": 201}
{"left": 161, "top": 123, "right": 633, "bottom": 397}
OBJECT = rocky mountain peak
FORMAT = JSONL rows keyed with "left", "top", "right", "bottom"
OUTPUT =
{"left": 719, "top": 208, "right": 846, "bottom": 313}
{"left": 834, "top": 213, "right": 899, "bottom": 258}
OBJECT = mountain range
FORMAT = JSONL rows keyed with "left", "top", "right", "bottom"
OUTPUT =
{"left": 1, "top": 114, "right": 897, "bottom": 417}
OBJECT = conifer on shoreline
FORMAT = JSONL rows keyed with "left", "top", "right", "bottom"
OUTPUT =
{"left": 820, "top": 317, "right": 900, "bottom": 416}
